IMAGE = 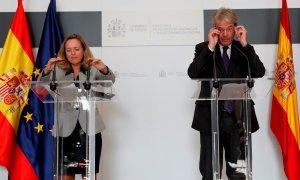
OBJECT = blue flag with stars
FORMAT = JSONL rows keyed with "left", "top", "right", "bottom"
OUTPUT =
{"left": 17, "top": 0, "right": 63, "bottom": 179}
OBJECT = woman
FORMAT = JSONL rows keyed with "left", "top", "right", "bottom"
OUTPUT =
{"left": 42, "top": 34, "right": 115, "bottom": 179}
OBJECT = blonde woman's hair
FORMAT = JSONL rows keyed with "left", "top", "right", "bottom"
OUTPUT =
{"left": 57, "top": 34, "right": 94, "bottom": 72}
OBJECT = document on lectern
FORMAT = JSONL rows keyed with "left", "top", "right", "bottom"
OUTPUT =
{"left": 219, "top": 83, "right": 250, "bottom": 100}
{"left": 56, "top": 83, "right": 84, "bottom": 102}
{"left": 57, "top": 83, "right": 115, "bottom": 101}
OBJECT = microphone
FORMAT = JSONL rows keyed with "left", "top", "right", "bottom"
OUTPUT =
{"left": 233, "top": 45, "right": 254, "bottom": 88}
{"left": 83, "top": 61, "right": 91, "bottom": 90}
{"left": 212, "top": 48, "right": 219, "bottom": 88}
{"left": 50, "top": 54, "right": 57, "bottom": 91}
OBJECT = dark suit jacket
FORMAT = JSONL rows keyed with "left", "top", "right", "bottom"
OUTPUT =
{"left": 187, "top": 40, "right": 265, "bottom": 134}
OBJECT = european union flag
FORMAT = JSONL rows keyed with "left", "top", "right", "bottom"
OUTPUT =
{"left": 17, "top": 0, "right": 63, "bottom": 179}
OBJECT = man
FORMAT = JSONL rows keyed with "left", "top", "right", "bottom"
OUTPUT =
{"left": 187, "top": 7, "right": 265, "bottom": 180}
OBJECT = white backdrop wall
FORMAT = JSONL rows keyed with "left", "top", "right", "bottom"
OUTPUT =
{"left": 1, "top": 0, "right": 300, "bottom": 180}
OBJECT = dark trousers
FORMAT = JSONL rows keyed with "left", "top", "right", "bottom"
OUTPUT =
{"left": 58, "top": 122, "right": 102, "bottom": 174}
{"left": 199, "top": 111, "right": 244, "bottom": 180}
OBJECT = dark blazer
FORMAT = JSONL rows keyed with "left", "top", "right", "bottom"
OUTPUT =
{"left": 188, "top": 40, "right": 265, "bottom": 134}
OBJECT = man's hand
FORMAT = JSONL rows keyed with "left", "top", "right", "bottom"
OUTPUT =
{"left": 235, "top": 25, "right": 248, "bottom": 47}
{"left": 208, "top": 27, "right": 220, "bottom": 50}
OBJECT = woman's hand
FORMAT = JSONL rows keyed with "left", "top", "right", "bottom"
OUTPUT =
{"left": 89, "top": 58, "right": 108, "bottom": 74}
{"left": 44, "top": 57, "right": 64, "bottom": 74}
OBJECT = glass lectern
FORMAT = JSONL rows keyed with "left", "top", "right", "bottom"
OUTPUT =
{"left": 190, "top": 78, "right": 267, "bottom": 180}
{"left": 30, "top": 79, "right": 115, "bottom": 180}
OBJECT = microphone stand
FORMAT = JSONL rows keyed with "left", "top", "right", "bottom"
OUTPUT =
{"left": 50, "top": 62, "right": 57, "bottom": 91}
{"left": 233, "top": 45, "right": 254, "bottom": 88}
{"left": 212, "top": 49, "right": 219, "bottom": 88}
{"left": 211, "top": 47, "right": 221, "bottom": 180}
{"left": 83, "top": 61, "right": 91, "bottom": 90}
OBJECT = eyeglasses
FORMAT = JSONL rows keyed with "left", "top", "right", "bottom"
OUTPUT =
{"left": 217, "top": 26, "right": 234, "bottom": 33}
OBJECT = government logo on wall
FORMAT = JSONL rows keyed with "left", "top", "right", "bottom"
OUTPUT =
{"left": 107, "top": 19, "right": 126, "bottom": 38}
{"left": 102, "top": 10, "right": 203, "bottom": 46}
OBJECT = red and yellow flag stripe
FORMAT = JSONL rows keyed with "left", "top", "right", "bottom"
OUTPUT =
{"left": 271, "top": 0, "right": 300, "bottom": 179}
{"left": 0, "top": 0, "right": 37, "bottom": 179}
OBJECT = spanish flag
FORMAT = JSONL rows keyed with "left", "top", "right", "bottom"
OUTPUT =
{"left": 0, "top": 0, "right": 37, "bottom": 179}
{"left": 270, "top": 0, "right": 300, "bottom": 179}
